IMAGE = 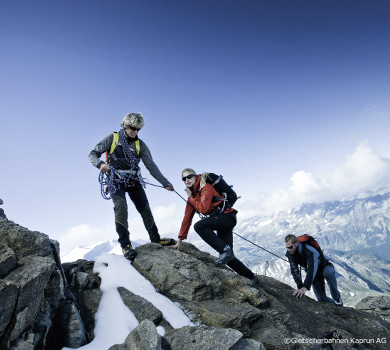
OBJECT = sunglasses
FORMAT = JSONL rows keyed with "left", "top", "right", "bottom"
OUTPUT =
{"left": 286, "top": 245, "right": 294, "bottom": 250}
{"left": 182, "top": 174, "right": 196, "bottom": 181}
{"left": 129, "top": 126, "right": 140, "bottom": 131}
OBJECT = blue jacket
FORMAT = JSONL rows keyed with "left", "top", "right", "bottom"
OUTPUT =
{"left": 286, "top": 242, "right": 327, "bottom": 291}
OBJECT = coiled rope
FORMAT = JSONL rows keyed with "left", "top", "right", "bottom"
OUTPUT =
{"left": 98, "top": 129, "right": 142, "bottom": 200}
{"left": 98, "top": 168, "right": 141, "bottom": 200}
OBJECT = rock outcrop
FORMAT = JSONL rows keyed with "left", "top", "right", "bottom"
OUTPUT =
{"left": 0, "top": 206, "right": 89, "bottom": 350}
{"left": 355, "top": 295, "right": 390, "bottom": 322}
{"left": 0, "top": 217, "right": 65, "bottom": 349}
{"left": 129, "top": 243, "right": 390, "bottom": 350}
{"left": 0, "top": 199, "right": 6, "bottom": 219}
{"left": 1, "top": 206, "right": 389, "bottom": 350}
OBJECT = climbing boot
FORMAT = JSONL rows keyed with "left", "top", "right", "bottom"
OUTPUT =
{"left": 214, "top": 246, "right": 234, "bottom": 266}
{"left": 158, "top": 238, "right": 176, "bottom": 246}
{"left": 122, "top": 244, "right": 137, "bottom": 261}
{"left": 334, "top": 298, "right": 343, "bottom": 307}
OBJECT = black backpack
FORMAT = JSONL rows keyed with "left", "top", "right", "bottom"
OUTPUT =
{"left": 205, "top": 173, "right": 238, "bottom": 206}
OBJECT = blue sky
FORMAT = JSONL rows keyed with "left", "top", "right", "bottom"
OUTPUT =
{"left": 1, "top": 0, "right": 390, "bottom": 252}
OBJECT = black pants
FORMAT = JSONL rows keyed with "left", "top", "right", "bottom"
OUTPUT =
{"left": 194, "top": 212, "right": 254, "bottom": 280}
{"left": 111, "top": 182, "right": 160, "bottom": 247}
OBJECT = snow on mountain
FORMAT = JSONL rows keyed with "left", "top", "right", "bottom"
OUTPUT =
{"left": 234, "top": 188, "right": 390, "bottom": 258}
{"left": 63, "top": 253, "right": 193, "bottom": 350}
{"left": 61, "top": 239, "right": 148, "bottom": 263}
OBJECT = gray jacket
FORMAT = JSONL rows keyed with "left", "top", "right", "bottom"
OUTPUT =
{"left": 88, "top": 132, "right": 170, "bottom": 187}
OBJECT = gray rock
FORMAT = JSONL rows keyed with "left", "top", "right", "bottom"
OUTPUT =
{"left": 133, "top": 243, "right": 390, "bottom": 350}
{"left": 62, "top": 259, "right": 101, "bottom": 290}
{"left": 109, "top": 320, "right": 162, "bottom": 350}
{"left": 0, "top": 198, "right": 6, "bottom": 219}
{"left": 0, "top": 219, "right": 70, "bottom": 349}
{"left": 0, "top": 244, "right": 16, "bottom": 278}
{"left": 0, "top": 280, "right": 18, "bottom": 338}
{"left": 53, "top": 301, "right": 89, "bottom": 348}
{"left": 4, "top": 256, "right": 56, "bottom": 342}
{"left": 133, "top": 243, "right": 225, "bottom": 302}
{"left": 231, "top": 338, "right": 266, "bottom": 350}
{"left": 0, "top": 220, "right": 52, "bottom": 259}
{"left": 118, "top": 287, "right": 163, "bottom": 325}
{"left": 355, "top": 295, "right": 390, "bottom": 322}
{"left": 164, "top": 326, "right": 242, "bottom": 350}
{"left": 61, "top": 259, "right": 102, "bottom": 342}
{"left": 78, "top": 288, "right": 103, "bottom": 340}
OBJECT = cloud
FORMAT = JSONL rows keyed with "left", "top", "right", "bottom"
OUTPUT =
{"left": 58, "top": 204, "right": 183, "bottom": 253}
{"left": 58, "top": 223, "right": 114, "bottom": 254}
{"left": 328, "top": 142, "right": 390, "bottom": 194}
{"left": 152, "top": 203, "right": 183, "bottom": 236}
{"left": 238, "top": 143, "right": 390, "bottom": 217}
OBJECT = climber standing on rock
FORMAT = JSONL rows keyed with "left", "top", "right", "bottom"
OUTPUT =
{"left": 88, "top": 113, "right": 176, "bottom": 261}
{"left": 172, "top": 168, "right": 260, "bottom": 287}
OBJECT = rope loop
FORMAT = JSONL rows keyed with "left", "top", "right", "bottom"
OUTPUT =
{"left": 98, "top": 167, "right": 140, "bottom": 200}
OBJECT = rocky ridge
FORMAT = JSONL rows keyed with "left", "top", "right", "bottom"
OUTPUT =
{"left": 0, "top": 199, "right": 389, "bottom": 350}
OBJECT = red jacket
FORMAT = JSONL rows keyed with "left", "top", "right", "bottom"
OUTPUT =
{"left": 178, "top": 175, "right": 236, "bottom": 240}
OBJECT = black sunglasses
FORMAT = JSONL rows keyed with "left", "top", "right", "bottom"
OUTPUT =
{"left": 182, "top": 174, "right": 195, "bottom": 181}
{"left": 129, "top": 126, "right": 140, "bottom": 131}
{"left": 286, "top": 245, "right": 294, "bottom": 250}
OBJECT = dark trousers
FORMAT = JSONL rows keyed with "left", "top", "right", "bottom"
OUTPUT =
{"left": 111, "top": 182, "right": 160, "bottom": 247}
{"left": 312, "top": 264, "right": 341, "bottom": 303}
{"left": 194, "top": 212, "right": 254, "bottom": 280}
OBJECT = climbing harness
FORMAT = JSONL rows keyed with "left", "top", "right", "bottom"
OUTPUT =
{"left": 99, "top": 129, "right": 143, "bottom": 200}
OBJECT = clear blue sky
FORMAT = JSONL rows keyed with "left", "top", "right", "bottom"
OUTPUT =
{"left": 1, "top": 0, "right": 390, "bottom": 251}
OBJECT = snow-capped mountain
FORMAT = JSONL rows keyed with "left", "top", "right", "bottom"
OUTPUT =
{"left": 61, "top": 239, "right": 148, "bottom": 263}
{"left": 234, "top": 187, "right": 390, "bottom": 259}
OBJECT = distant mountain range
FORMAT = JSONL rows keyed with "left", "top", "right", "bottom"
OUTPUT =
{"left": 61, "top": 187, "right": 390, "bottom": 307}
{"left": 234, "top": 187, "right": 390, "bottom": 258}
{"left": 189, "top": 187, "right": 390, "bottom": 306}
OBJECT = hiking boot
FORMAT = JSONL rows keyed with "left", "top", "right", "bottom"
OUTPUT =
{"left": 251, "top": 275, "right": 261, "bottom": 287}
{"left": 122, "top": 244, "right": 137, "bottom": 261}
{"left": 214, "top": 246, "right": 234, "bottom": 266}
{"left": 334, "top": 298, "right": 343, "bottom": 307}
{"left": 158, "top": 238, "right": 176, "bottom": 246}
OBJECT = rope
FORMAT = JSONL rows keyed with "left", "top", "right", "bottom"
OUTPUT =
{"left": 98, "top": 167, "right": 140, "bottom": 200}
{"left": 118, "top": 129, "right": 140, "bottom": 169}
{"left": 99, "top": 174, "right": 289, "bottom": 263}
{"left": 169, "top": 184, "right": 288, "bottom": 262}
{"left": 99, "top": 130, "right": 142, "bottom": 200}
{"left": 232, "top": 231, "right": 289, "bottom": 262}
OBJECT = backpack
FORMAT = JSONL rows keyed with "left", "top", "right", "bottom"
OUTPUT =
{"left": 205, "top": 173, "right": 239, "bottom": 206}
{"left": 298, "top": 234, "right": 324, "bottom": 256}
